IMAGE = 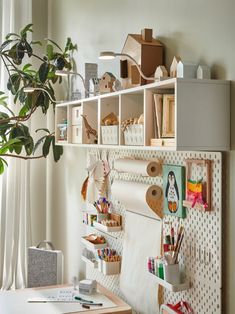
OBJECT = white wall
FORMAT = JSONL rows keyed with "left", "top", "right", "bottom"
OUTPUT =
{"left": 47, "top": 0, "right": 235, "bottom": 312}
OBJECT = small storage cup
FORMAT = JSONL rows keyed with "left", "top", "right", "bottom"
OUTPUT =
{"left": 163, "top": 263, "right": 181, "bottom": 285}
{"left": 102, "top": 260, "right": 120, "bottom": 275}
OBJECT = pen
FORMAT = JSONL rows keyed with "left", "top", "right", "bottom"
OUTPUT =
{"left": 74, "top": 296, "right": 94, "bottom": 303}
{"left": 171, "top": 225, "right": 174, "bottom": 246}
{"left": 173, "top": 232, "right": 184, "bottom": 264}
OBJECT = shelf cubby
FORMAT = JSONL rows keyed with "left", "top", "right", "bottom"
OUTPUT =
{"left": 55, "top": 105, "right": 69, "bottom": 142}
{"left": 82, "top": 99, "right": 98, "bottom": 144}
{"left": 100, "top": 95, "right": 119, "bottom": 145}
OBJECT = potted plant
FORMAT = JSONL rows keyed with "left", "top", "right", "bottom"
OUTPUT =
{"left": 0, "top": 23, "right": 77, "bottom": 173}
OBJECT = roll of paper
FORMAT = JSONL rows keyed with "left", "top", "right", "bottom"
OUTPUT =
{"left": 111, "top": 180, "right": 163, "bottom": 219}
{"left": 114, "top": 158, "right": 161, "bottom": 177}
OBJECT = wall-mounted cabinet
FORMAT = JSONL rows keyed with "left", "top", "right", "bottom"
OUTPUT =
{"left": 55, "top": 78, "right": 230, "bottom": 151}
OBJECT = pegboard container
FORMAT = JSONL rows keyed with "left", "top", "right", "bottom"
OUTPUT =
{"left": 98, "top": 260, "right": 121, "bottom": 276}
{"left": 81, "top": 237, "right": 107, "bottom": 250}
{"left": 123, "top": 124, "right": 144, "bottom": 146}
{"left": 101, "top": 125, "right": 119, "bottom": 145}
{"left": 85, "top": 148, "right": 223, "bottom": 314}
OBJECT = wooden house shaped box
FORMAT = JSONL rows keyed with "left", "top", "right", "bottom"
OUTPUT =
{"left": 99, "top": 72, "right": 116, "bottom": 93}
{"left": 120, "top": 28, "right": 163, "bottom": 88}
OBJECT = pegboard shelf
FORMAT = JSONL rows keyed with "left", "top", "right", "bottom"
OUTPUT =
{"left": 93, "top": 221, "right": 122, "bottom": 233}
{"left": 148, "top": 272, "right": 190, "bottom": 292}
{"left": 81, "top": 255, "right": 98, "bottom": 268}
{"left": 83, "top": 223, "right": 121, "bottom": 240}
{"left": 81, "top": 237, "right": 107, "bottom": 250}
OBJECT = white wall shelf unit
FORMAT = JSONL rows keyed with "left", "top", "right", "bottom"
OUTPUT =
{"left": 55, "top": 78, "right": 230, "bottom": 151}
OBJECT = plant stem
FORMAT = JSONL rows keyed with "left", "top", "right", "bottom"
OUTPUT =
{"left": 0, "top": 106, "right": 37, "bottom": 124}
{"left": 0, "top": 153, "right": 44, "bottom": 160}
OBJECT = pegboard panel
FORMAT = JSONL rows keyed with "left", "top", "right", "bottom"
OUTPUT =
{"left": 84, "top": 148, "right": 222, "bottom": 314}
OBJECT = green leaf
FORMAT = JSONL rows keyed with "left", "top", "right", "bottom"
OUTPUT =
{"left": 38, "top": 62, "right": 49, "bottom": 83}
{"left": 16, "top": 42, "right": 25, "bottom": 60}
{"left": 0, "top": 159, "right": 5, "bottom": 175}
{"left": 35, "top": 128, "right": 50, "bottom": 134}
{"left": 64, "top": 37, "right": 77, "bottom": 53}
{"left": 0, "top": 138, "right": 21, "bottom": 154}
{"left": 0, "top": 112, "right": 9, "bottom": 120}
{"left": 0, "top": 39, "right": 13, "bottom": 50}
{"left": 20, "top": 23, "right": 33, "bottom": 38}
{"left": 0, "top": 100, "right": 14, "bottom": 115}
{"left": 42, "top": 136, "right": 53, "bottom": 157}
{"left": 14, "top": 143, "right": 23, "bottom": 154}
{"left": 8, "top": 43, "right": 17, "bottom": 60}
{"left": 5, "top": 32, "right": 20, "bottom": 40}
{"left": 45, "top": 38, "right": 63, "bottom": 52}
{"left": 25, "top": 41, "right": 33, "bottom": 57}
{"left": 19, "top": 104, "right": 30, "bottom": 116}
{"left": 24, "top": 136, "right": 34, "bottom": 155}
{"left": 46, "top": 44, "right": 54, "bottom": 60}
{"left": 23, "top": 63, "right": 32, "bottom": 71}
{"left": 52, "top": 137, "right": 63, "bottom": 162}
{"left": 0, "top": 123, "right": 13, "bottom": 132}
{"left": 19, "top": 88, "right": 27, "bottom": 103}
{"left": 33, "top": 135, "right": 47, "bottom": 154}
{"left": 31, "top": 40, "right": 42, "bottom": 46}
{"left": 0, "top": 158, "right": 8, "bottom": 167}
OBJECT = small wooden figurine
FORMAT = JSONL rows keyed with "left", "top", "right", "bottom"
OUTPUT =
{"left": 99, "top": 72, "right": 116, "bottom": 93}
{"left": 170, "top": 56, "right": 181, "bottom": 77}
{"left": 154, "top": 65, "right": 168, "bottom": 80}
{"left": 81, "top": 114, "right": 98, "bottom": 143}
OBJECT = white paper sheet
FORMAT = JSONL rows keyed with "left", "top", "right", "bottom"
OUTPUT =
{"left": 120, "top": 211, "right": 162, "bottom": 314}
{"left": 0, "top": 286, "right": 117, "bottom": 314}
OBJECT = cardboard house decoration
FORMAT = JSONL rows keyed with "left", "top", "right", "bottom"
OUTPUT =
{"left": 177, "top": 61, "right": 197, "bottom": 79}
{"left": 154, "top": 65, "right": 168, "bottom": 79}
{"left": 197, "top": 65, "right": 211, "bottom": 79}
{"left": 99, "top": 72, "right": 116, "bottom": 93}
{"left": 170, "top": 56, "right": 181, "bottom": 77}
{"left": 120, "top": 28, "right": 163, "bottom": 88}
{"left": 89, "top": 77, "right": 100, "bottom": 95}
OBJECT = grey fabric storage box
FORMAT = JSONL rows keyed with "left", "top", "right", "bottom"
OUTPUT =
{"left": 27, "top": 241, "right": 63, "bottom": 288}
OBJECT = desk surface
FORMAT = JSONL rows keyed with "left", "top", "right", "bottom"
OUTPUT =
{"left": 0, "top": 283, "right": 132, "bottom": 314}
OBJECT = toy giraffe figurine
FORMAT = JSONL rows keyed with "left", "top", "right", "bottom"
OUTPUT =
{"left": 81, "top": 114, "right": 98, "bottom": 143}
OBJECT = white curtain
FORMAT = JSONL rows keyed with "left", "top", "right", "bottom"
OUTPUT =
{"left": 0, "top": 0, "right": 32, "bottom": 290}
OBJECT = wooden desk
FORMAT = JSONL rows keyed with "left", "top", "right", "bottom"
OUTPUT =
{"left": 0, "top": 283, "right": 132, "bottom": 314}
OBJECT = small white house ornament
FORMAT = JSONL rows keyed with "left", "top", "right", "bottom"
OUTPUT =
{"left": 197, "top": 65, "right": 211, "bottom": 79}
